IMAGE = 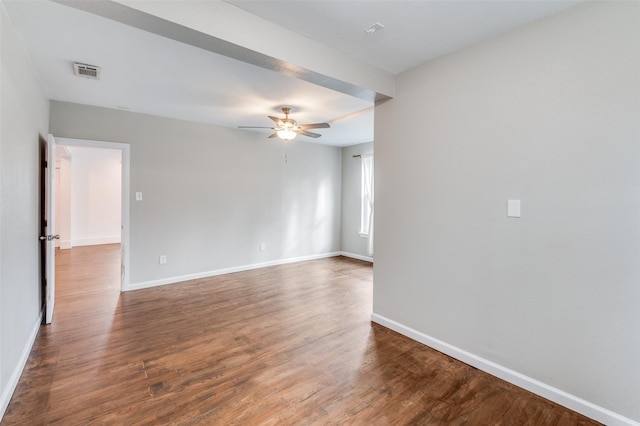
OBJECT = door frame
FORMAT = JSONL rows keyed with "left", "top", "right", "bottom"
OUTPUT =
{"left": 55, "top": 137, "right": 131, "bottom": 291}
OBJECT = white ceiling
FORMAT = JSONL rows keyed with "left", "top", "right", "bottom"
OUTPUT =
{"left": 228, "top": 0, "right": 581, "bottom": 75}
{"left": 3, "top": 0, "right": 580, "bottom": 147}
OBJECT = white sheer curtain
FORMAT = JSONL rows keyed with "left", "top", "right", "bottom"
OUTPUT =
{"left": 362, "top": 153, "right": 374, "bottom": 256}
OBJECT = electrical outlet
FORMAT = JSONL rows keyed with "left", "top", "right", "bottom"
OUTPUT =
{"left": 159, "top": 255, "right": 167, "bottom": 265}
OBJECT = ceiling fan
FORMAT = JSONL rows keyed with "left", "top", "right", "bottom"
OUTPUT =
{"left": 239, "top": 107, "right": 330, "bottom": 140}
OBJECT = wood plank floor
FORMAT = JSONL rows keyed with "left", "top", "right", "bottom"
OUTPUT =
{"left": 3, "top": 244, "right": 600, "bottom": 425}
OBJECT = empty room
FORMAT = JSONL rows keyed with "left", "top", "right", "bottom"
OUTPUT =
{"left": 1, "top": 0, "right": 638, "bottom": 424}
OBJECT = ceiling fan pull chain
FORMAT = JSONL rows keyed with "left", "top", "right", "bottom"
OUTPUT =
{"left": 285, "top": 141, "right": 288, "bottom": 163}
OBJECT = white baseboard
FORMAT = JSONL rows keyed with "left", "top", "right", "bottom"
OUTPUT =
{"left": 340, "top": 251, "right": 373, "bottom": 263}
{"left": 127, "top": 251, "right": 342, "bottom": 291}
{"left": 0, "top": 310, "right": 42, "bottom": 421}
{"left": 59, "top": 239, "right": 72, "bottom": 249}
{"left": 72, "top": 236, "right": 120, "bottom": 247}
{"left": 371, "top": 313, "right": 639, "bottom": 426}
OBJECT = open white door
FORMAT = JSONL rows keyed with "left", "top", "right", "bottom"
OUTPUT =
{"left": 42, "top": 134, "right": 58, "bottom": 324}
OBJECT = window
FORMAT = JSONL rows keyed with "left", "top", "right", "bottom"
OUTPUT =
{"left": 360, "top": 161, "right": 371, "bottom": 235}
{"left": 359, "top": 153, "right": 374, "bottom": 256}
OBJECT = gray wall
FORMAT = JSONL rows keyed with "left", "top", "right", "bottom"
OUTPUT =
{"left": 50, "top": 101, "right": 342, "bottom": 285}
{"left": 341, "top": 142, "right": 373, "bottom": 259}
{"left": 374, "top": 1, "right": 640, "bottom": 421}
{"left": 0, "top": 4, "right": 50, "bottom": 414}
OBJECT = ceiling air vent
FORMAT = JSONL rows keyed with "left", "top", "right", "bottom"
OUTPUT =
{"left": 73, "top": 62, "right": 101, "bottom": 80}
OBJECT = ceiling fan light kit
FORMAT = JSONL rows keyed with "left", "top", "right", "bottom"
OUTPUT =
{"left": 276, "top": 128, "right": 297, "bottom": 140}
{"left": 239, "top": 107, "right": 330, "bottom": 141}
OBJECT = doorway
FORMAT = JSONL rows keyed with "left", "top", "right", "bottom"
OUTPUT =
{"left": 53, "top": 138, "right": 130, "bottom": 294}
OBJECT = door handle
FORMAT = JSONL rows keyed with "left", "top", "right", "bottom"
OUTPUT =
{"left": 39, "top": 235, "right": 60, "bottom": 241}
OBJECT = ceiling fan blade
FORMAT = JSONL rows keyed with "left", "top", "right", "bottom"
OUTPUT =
{"left": 298, "top": 122, "right": 330, "bottom": 130}
{"left": 268, "top": 116, "right": 284, "bottom": 126}
{"left": 268, "top": 132, "right": 279, "bottom": 138}
{"left": 297, "top": 130, "right": 321, "bottom": 138}
{"left": 238, "top": 126, "right": 275, "bottom": 129}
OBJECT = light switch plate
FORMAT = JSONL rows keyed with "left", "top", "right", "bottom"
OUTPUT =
{"left": 135, "top": 192, "right": 142, "bottom": 201}
{"left": 507, "top": 199, "right": 521, "bottom": 218}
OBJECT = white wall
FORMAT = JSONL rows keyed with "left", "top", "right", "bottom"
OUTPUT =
{"left": 0, "top": 3, "right": 50, "bottom": 418}
{"left": 55, "top": 148, "right": 71, "bottom": 249}
{"left": 341, "top": 142, "right": 373, "bottom": 260}
{"left": 67, "top": 146, "right": 122, "bottom": 247}
{"left": 374, "top": 2, "right": 640, "bottom": 423}
{"left": 49, "top": 101, "right": 342, "bottom": 287}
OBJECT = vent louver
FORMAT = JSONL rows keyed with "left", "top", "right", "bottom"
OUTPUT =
{"left": 73, "top": 62, "right": 100, "bottom": 80}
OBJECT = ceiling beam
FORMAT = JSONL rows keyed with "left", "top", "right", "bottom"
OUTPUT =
{"left": 53, "top": 0, "right": 395, "bottom": 103}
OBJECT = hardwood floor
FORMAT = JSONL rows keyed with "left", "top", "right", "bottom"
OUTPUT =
{"left": 3, "top": 244, "right": 599, "bottom": 425}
